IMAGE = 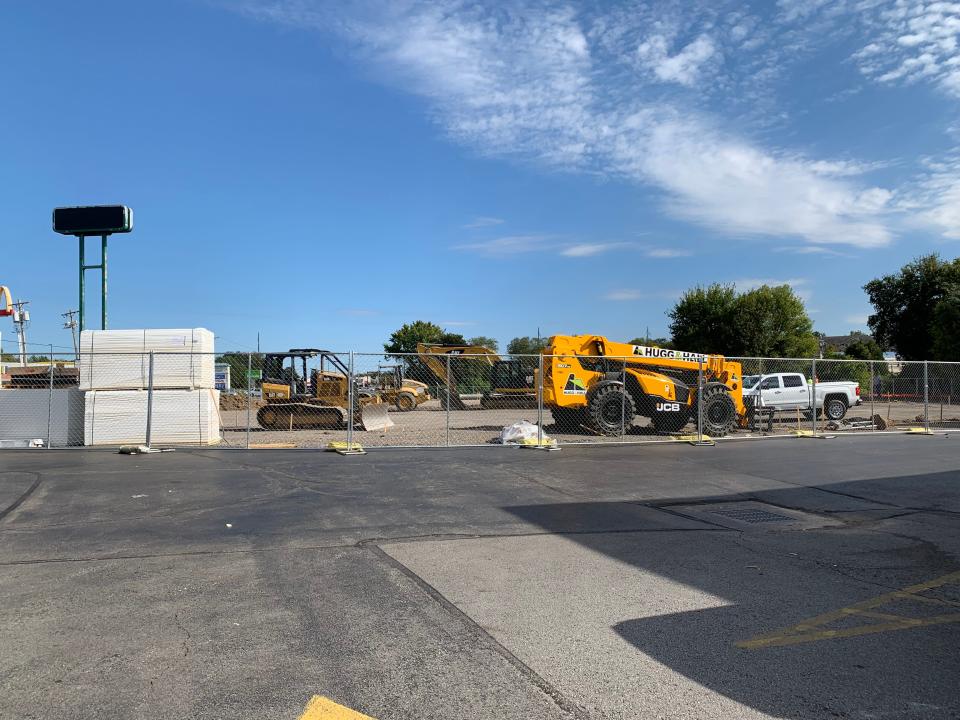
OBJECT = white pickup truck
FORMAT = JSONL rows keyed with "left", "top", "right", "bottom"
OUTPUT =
{"left": 742, "top": 372, "right": 861, "bottom": 421}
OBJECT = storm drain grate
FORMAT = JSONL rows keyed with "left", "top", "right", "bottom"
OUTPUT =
{"left": 709, "top": 508, "right": 793, "bottom": 524}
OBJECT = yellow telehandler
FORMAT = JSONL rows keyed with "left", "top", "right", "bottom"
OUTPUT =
{"left": 541, "top": 335, "right": 746, "bottom": 436}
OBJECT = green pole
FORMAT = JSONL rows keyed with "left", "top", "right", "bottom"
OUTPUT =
{"left": 101, "top": 234, "right": 107, "bottom": 329}
{"left": 78, "top": 235, "right": 85, "bottom": 333}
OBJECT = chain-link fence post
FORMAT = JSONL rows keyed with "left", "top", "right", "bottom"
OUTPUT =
{"left": 145, "top": 351, "right": 155, "bottom": 448}
{"left": 697, "top": 358, "right": 704, "bottom": 444}
{"left": 245, "top": 352, "right": 252, "bottom": 449}
{"left": 811, "top": 357, "right": 817, "bottom": 437}
{"left": 46, "top": 344, "right": 54, "bottom": 448}
{"left": 620, "top": 358, "right": 626, "bottom": 442}
{"left": 537, "top": 353, "right": 544, "bottom": 447}
{"left": 870, "top": 360, "right": 875, "bottom": 428}
{"left": 445, "top": 355, "right": 451, "bottom": 448}
{"left": 924, "top": 360, "right": 930, "bottom": 433}
{"left": 347, "top": 351, "right": 355, "bottom": 451}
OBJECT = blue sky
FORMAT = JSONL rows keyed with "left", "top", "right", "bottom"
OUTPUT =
{"left": 2, "top": 0, "right": 960, "bottom": 354}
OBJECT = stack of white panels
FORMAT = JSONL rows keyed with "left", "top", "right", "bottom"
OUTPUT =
{"left": 0, "top": 389, "right": 84, "bottom": 446}
{"left": 84, "top": 389, "right": 221, "bottom": 446}
{"left": 78, "top": 328, "right": 215, "bottom": 390}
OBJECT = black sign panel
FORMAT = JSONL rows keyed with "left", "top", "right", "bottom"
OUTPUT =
{"left": 53, "top": 205, "right": 133, "bottom": 235}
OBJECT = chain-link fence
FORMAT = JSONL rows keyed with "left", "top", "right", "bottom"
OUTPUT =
{"left": 0, "top": 350, "right": 951, "bottom": 449}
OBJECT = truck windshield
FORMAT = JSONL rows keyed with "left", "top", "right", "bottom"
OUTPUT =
{"left": 742, "top": 375, "right": 760, "bottom": 389}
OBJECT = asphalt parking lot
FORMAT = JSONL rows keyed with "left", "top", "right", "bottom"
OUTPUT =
{"left": 1, "top": 436, "right": 959, "bottom": 719}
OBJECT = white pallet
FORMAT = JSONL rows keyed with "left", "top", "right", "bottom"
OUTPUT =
{"left": 84, "top": 389, "right": 221, "bottom": 446}
{"left": 78, "top": 328, "right": 215, "bottom": 390}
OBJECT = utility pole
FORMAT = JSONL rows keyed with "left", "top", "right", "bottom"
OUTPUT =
{"left": 63, "top": 309, "right": 79, "bottom": 359}
{"left": 11, "top": 300, "right": 29, "bottom": 366}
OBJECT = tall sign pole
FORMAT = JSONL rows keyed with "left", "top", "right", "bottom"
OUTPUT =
{"left": 54, "top": 205, "right": 132, "bottom": 332}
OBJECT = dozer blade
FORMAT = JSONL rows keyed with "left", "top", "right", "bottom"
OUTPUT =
{"left": 360, "top": 402, "right": 394, "bottom": 432}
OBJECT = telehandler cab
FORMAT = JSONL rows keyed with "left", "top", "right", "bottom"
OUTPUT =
{"left": 541, "top": 335, "right": 745, "bottom": 436}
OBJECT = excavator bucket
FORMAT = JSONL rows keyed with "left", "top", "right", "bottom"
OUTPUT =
{"left": 360, "top": 401, "right": 394, "bottom": 432}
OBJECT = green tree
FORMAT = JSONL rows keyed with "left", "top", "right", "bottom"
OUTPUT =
{"left": 506, "top": 336, "right": 548, "bottom": 355}
{"left": 628, "top": 337, "right": 673, "bottom": 349}
{"left": 216, "top": 352, "right": 263, "bottom": 390}
{"left": 864, "top": 254, "right": 960, "bottom": 360}
{"left": 931, "top": 287, "right": 960, "bottom": 361}
{"left": 667, "top": 284, "right": 740, "bottom": 354}
{"left": 733, "top": 285, "right": 819, "bottom": 358}
{"left": 843, "top": 336, "right": 884, "bottom": 361}
{"left": 667, "top": 283, "right": 817, "bottom": 357}
{"left": 467, "top": 336, "right": 499, "bottom": 353}
{"left": 384, "top": 321, "right": 466, "bottom": 355}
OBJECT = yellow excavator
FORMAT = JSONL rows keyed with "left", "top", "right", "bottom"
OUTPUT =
{"left": 541, "top": 335, "right": 745, "bottom": 436}
{"left": 257, "top": 349, "right": 393, "bottom": 431}
{"left": 415, "top": 343, "right": 537, "bottom": 410}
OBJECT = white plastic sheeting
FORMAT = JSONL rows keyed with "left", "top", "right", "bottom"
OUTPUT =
{"left": 0, "top": 389, "right": 84, "bottom": 446}
{"left": 84, "top": 389, "right": 221, "bottom": 446}
{"left": 78, "top": 328, "right": 215, "bottom": 390}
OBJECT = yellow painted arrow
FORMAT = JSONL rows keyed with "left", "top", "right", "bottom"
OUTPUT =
{"left": 299, "top": 695, "right": 376, "bottom": 720}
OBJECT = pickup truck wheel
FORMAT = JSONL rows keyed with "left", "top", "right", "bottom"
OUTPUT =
{"left": 698, "top": 385, "right": 738, "bottom": 437}
{"left": 824, "top": 396, "right": 848, "bottom": 421}
{"left": 587, "top": 384, "right": 635, "bottom": 436}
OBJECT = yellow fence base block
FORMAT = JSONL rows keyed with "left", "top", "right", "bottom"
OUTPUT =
{"left": 299, "top": 695, "right": 376, "bottom": 720}
{"left": 517, "top": 437, "right": 559, "bottom": 449}
{"left": 906, "top": 427, "right": 935, "bottom": 435}
{"left": 325, "top": 441, "right": 366, "bottom": 455}
{"left": 672, "top": 434, "right": 712, "bottom": 443}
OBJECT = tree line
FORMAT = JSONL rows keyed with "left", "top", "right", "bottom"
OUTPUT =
{"left": 381, "top": 254, "right": 960, "bottom": 362}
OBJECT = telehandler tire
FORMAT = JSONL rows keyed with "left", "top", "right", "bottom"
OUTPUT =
{"left": 697, "top": 385, "right": 737, "bottom": 436}
{"left": 588, "top": 383, "right": 635, "bottom": 436}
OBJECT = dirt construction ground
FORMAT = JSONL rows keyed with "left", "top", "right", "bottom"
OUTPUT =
{"left": 1, "top": 434, "right": 959, "bottom": 719}
{"left": 217, "top": 397, "right": 946, "bottom": 448}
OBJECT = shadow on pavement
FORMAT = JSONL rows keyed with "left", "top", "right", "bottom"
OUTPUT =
{"left": 504, "top": 471, "right": 960, "bottom": 719}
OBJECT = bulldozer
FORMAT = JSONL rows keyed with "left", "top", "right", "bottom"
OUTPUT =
{"left": 358, "top": 364, "right": 431, "bottom": 411}
{"left": 415, "top": 343, "right": 537, "bottom": 410}
{"left": 256, "top": 349, "right": 393, "bottom": 431}
{"left": 541, "top": 335, "right": 746, "bottom": 436}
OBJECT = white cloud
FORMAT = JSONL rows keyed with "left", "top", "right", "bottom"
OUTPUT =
{"left": 455, "top": 234, "right": 553, "bottom": 256}
{"left": 235, "top": 1, "right": 936, "bottom": 249}
{"left": 646, "top": 248, "right": 692, "bottom": 258}
{"left": 462, "top": 216, "right": 504, "bottom": 229}
{"left": 901, "top": 154, "right": 960, "bottom": 238}
{"left": 774, "top": 246, "right": 850, "bottom": 257}
{"left": 604, "top": 289, "right": 647, "bottom": 301}
{"left": 636, "top": 34, "right": 718, "bottom": 87}
{"left": 845, "top": 314, "right": 870, "bottom": 326}
{"left": 560, "top": 242, "right": 628, "bottom": 257}
{"left": 853, "top": 0, "right": 960, "bottom": 97}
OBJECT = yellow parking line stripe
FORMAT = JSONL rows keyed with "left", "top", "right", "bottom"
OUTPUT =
{"left": 736, "top": 570, "right": 960, "bottom": 650}
{"left": 299, "top": 695, "right": 376, "bottom": 720}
